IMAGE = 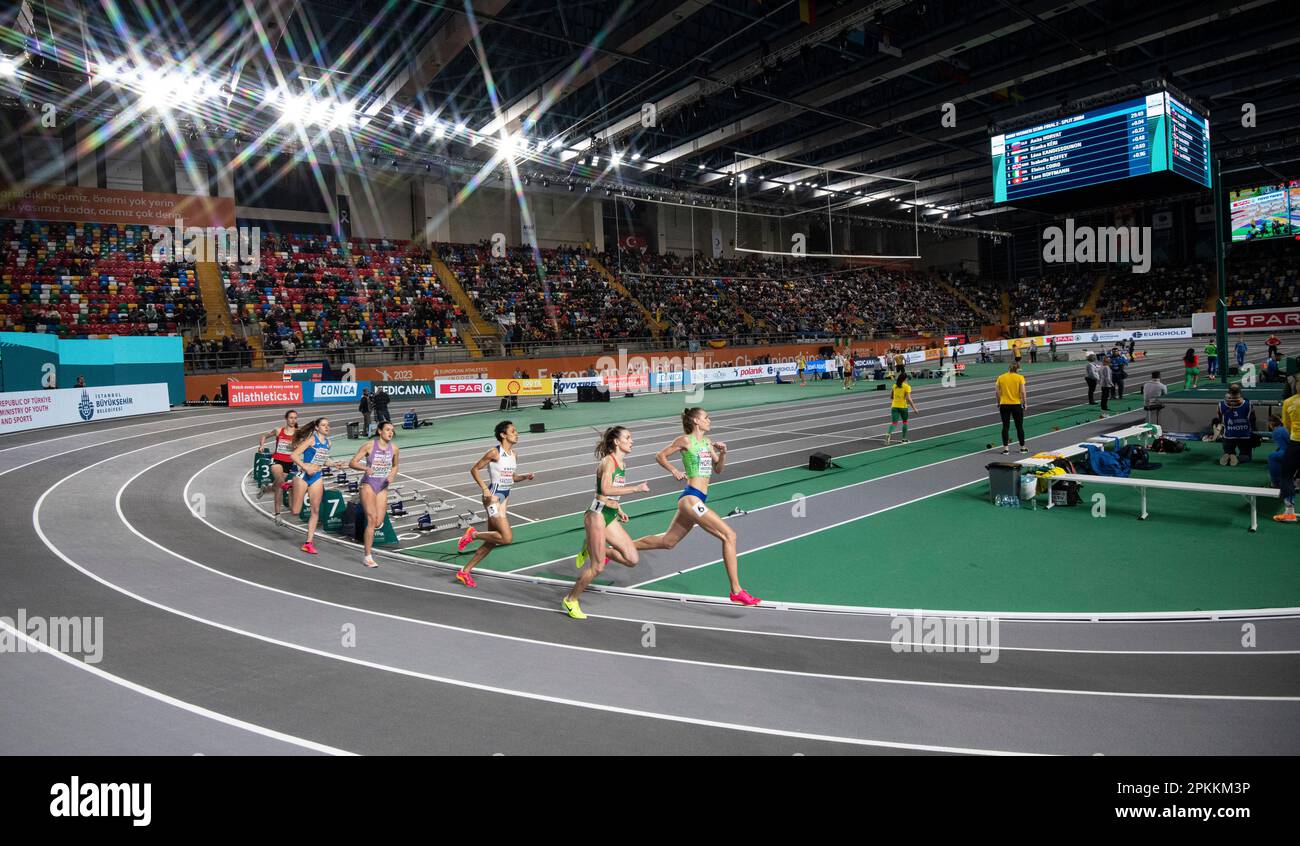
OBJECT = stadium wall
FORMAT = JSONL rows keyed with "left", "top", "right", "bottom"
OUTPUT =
{"left": 181, "top": 336, "right": 946, "bottom": 401}
{"left": 0, "top": 332, "right": 184, "bottom": 404}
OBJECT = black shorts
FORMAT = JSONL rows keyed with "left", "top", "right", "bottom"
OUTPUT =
{"left": 274, "top": 459, "right": 294, "bottom": 475}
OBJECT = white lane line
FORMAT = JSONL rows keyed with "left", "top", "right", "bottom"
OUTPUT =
{"left": 393, "top": 471, "right": 538, "bottom": 523}
{"left": 17, "top": 447, "right": 1044, "bottom": 753}
{"left": 628, "top": 409, "right": 1160, "bottom": 589}
{"left": 0, "top": 611, "right": 353, "bottom": 756}
{"left": 71, "top": 441, "right": 1299, "bottom": 710}
{"left": 500, "top": 387, "right": 1149, "bottom": 568}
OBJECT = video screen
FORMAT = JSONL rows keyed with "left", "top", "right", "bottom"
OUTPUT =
{"left": 1229, "top": 182, "right": 1296, "bottom": 242}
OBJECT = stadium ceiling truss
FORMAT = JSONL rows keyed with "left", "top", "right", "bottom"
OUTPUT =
{"left": 1, "top": 0, "right": 1297, "bottom": 231}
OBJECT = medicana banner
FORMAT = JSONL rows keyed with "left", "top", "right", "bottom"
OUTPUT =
{"left": 0, "top": 383, "right": 170, "bottom": 434}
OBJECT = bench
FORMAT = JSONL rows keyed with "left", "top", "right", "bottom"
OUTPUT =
{"left": 1090, "top": 424, "right": 1159, "bottom": 448}
{"left": 1045, "top": 473, "right": 1279, "bottom": 532}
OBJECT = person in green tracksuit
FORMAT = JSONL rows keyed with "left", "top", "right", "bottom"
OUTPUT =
{"left": 1204, "top": 340, "right": 1218, "bottom": 377}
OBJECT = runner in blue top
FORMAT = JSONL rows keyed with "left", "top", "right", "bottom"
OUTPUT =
{"left": 288, "top": 418, "right": 344, "bottom": 554}
{"left": 1235, "top": 336, "right": 1248, "bottom": 368}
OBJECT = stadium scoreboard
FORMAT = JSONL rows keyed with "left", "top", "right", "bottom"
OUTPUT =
{"left": 992, "top": 92, "right": 1210, "bottom": 206}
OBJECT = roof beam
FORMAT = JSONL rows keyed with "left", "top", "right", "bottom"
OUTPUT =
{"left": 478, "top": 0, "right": 712, "bottom": 137}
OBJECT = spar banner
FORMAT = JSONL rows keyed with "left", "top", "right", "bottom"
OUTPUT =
{"left": 0, "top": 383, "right": 170, "bottom": 434}
{"left": 374, "top": 380, "right": 436, "bottom": 399}
{"left": 228, "top": 381, "right": 303, "bottom": 407}
{"left": 434, "top": 378, "right": 496, "bottom": 398}
{"left": 1193, "top": 307, "right": 1300, "bottom": 334}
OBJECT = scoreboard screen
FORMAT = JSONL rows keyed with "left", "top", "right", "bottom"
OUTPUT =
{"left": 992, "top": 92, "right": 1210, "bottom": 204}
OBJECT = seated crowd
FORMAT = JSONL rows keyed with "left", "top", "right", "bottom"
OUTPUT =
{"left": 223, "top": 232, "right": 462, "bottom": 360}
{"left": 1097, "top": 263, "right": 1210, "bottom": 321}
{"left": 0, "top": 220, "right": 204, "bottom": 336}
{"left": 438, "top": 242, "right": 646, "bottom": 348}
{"left": 1225, "top": 242, "right": 1299, "bottom": 310}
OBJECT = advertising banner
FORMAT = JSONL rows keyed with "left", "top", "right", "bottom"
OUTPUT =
{"left": 303, "top": 381, "right": 370, "bottom": 403}
{"left": 0, "top": 184, "right": 236, "bottom": 227}
{"left": 228, "top": 381, "right": 303, "bottom": 407}
{"left": 498, "top": 378, "right": 553, "bottom": 397}
{"left": 435, "top": 379, "right": 496, "bottom": 397}
{"left": 1193, "top": 307, "right": 1300, "bottom": 334}
{"left": 373, "top": 381, "right": 436, "bottom": 399}
{"left": 0, "top": 383, "right": 170, "bottom": 434}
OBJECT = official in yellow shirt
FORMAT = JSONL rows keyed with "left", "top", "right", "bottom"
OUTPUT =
{"left": 884, "top": 373, "right": 918, "bottom": 445}
{"left": 995, "top": 363, "right": 1028, "bottom": 454}
{"left": 1275, "top": 393, "right": 1300, "bottom": 522}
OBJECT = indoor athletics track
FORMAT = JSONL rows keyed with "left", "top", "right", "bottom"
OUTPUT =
{"left": 3, "top": 338, "right": 1299, "bottom": 755}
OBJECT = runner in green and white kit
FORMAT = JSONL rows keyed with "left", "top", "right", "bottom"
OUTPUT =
{"left": 634, "top": 407, "right": 761, "bottom": 606}
{"left": 562, "top": 426, "right": 650, "bottom": 620}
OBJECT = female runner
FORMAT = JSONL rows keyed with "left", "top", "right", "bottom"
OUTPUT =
{"left": 561, "top": 426, "right": 649, "bottom": 620}
{"left": 454, "top": 420, "right": 536, "bottom": 587}
{"left": 633, "top": 408, "right": 760, "bottom": 606}
{"left": 258, "top": 409, "right": 298, "bottom": 518}
{"left": 288, "top": 418, "right": 343, "bottom": 554}
{"left": 348, "top": 420, "right": 400, "bottom": 569}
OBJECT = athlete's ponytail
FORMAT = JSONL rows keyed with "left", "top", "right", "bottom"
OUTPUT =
{"left": 895, "top": 372, "right": 908, "bottom": 388}
{"left": 291, "top": 418, "right": 326, "bottom": 450}
{"left": 682, "top": 407, "right": 703, "bottom": 433}
{"left": 595, "top": 426, "right": 627, "bottom": 458}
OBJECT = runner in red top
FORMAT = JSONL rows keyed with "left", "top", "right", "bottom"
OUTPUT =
{"left": 258, "top": 409, "right": 298, "bottom": 517}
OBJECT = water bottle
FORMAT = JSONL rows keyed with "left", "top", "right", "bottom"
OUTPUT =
{"left": 995, "top": 494, "right": 1020, "bottom": 509}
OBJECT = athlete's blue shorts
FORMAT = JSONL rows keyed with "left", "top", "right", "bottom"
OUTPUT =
{"left": 678, "top": 485, "right": 708, "bottom": 504}
{"left": 489, "top": 485, "right": 511, "bottom": 500}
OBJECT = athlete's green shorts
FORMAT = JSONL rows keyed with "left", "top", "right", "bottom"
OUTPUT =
{"left": 890, "top": 407, "right": 910, "bottom": 422}
{"left": 602, "top": 505, "right": 620, "bottom": 525}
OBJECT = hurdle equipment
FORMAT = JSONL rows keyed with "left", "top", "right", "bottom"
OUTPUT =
{"left": 1044, "top": 474, "right": 1279, "bottom": 532}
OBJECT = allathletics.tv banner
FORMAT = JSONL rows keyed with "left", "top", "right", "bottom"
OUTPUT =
{"left": 227, "top": 381, "right": 304, "bottom": 407}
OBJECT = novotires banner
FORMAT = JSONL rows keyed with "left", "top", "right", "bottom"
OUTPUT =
{"left": 0, "top": 383, "right": 170, "bottom": 434}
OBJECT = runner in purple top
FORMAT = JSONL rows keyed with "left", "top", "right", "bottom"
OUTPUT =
{"left": 348, "top": 421, "right": 400, "bottom": 569}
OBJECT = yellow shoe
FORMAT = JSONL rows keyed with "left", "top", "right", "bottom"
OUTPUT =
{"left": 575, "top": 545, "right": 588, "bottom": 569}
{"left": 562, "top": 597, "right": 587, "bottom": 620}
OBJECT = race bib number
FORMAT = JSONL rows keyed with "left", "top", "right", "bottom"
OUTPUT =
{"left": 588, "top": 498, "right": 603, "bottom": 513}
{"left": 487, "top": 503, "right": 499, "bottom": 518}
{"left": 697, "top": 448, "right": 712, "bottom": 476}
{"left": 691, "top": 501, "right": 708, "bottom": 517}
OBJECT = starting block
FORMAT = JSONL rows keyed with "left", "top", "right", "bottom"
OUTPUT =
{"left": 253, "top": 451, "right": 272, "bottom": 486}
{"left": 334, "top": 471, "right": 349, "bottom": 486}
{"left": 417, "top": 510, "right": 480, "bottom": 533}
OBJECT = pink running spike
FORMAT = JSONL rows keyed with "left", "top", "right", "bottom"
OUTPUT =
{"left": 301, "top": 542, "right": 318, "bottom": 555}
{"left": 457, "top": 526, "right": 477, "bottom": 552}
{"left": 729, "top": 589, "right": 761, "bottom": 606}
